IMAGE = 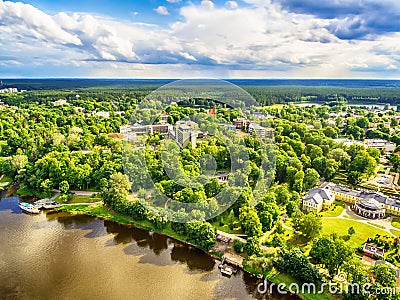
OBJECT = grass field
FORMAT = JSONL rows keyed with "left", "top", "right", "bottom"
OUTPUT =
{"left": 56, "top": 195, "right": 102, "bottom": 204}
{"left": 390, "top": 229, "right": 400, "bottom": 237}
{"left": 321, "top": 218, "right": 390, "bottom": 248}
{"left": 391, "top": 217, "right": 400, "bottom": 229}
{"left": 0, "top": 175, "right": 12, "bottom": 183}
{"left": 69, "top": 195, "right": 101, "bottom": 203}
{"left": 211, "top": 211, "right": 243, "bottom": 234}
{"left": 320, "top": 202, "right": 344, "bottom": 217}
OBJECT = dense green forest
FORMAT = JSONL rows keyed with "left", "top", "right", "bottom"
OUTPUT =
{"left": 1, "top": 86, "right": 400, "bottom": 299}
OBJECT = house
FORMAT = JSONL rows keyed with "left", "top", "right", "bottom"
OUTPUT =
{"left": 94, "top": 111, "right": 110, "bottom": 118}
{"left": 248, "top": 122, "right": 274, "bottom": 139}
{"left": 52, "top": 99, "right": 69, "bottom": 106}
{"left": 363, "top": 243, "right": 385, "bottom": 258}
{"left": 233, "top": 118, "right": 249, "bottom": 129}
{"left": 0, "top": 87, "right": 18, "bottom": 93}
{"left": 303, "top": 188, "right": 335, "bottom": 212}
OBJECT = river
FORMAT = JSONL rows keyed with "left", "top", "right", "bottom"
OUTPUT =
{"left": 0, "top": 194, "right": 297, "bottom": 300}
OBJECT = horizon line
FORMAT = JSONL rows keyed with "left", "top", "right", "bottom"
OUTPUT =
{"left": 2, "top": 77, "right": 400, "bottom": 80}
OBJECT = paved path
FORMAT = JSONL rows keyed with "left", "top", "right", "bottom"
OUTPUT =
{"left": 70, "top": 190, "right": 100, "bottom": 196}
{"left": 50, "top": 192, "right": 60, "bottom": 201}
{"left": 216, "top": 230, "right": 271, "bottom": 251}
{"left": 52, "top": 189, "right": 99, "bottom": 196}
{"left": 62, "top": 201, "right": 102, "bottom": 206}
{"left": 260, "top": 225, "right": 276, "bottom": 245}
{"left": 216, "top": 230, "right": 247, "bottom": 243}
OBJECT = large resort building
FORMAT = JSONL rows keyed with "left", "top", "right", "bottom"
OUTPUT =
{"left": 120, "top": 118, "right": 202, "bottom": 149}
{"left": 303, "top": 182, "right": 400, "bottom": 218}
{"left": 121, "top": 112, "right": 272, "bottom": 149}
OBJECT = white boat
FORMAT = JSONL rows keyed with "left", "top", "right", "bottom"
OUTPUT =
{"left": 18, "top": 202, "right": 40, "bottom": 214}
{"left": 34, "top": 198, "right": 50, "bottom": 208}
{"left": 42, "top": 201, "right": 62, "bottom": 209}
{"left": 220, "top": 265, "right": 233, "bottom": 276}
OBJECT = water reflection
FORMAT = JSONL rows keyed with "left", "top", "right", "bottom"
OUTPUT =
{"left": 0, "top": 194, "right": 298, "bottom": 300}
{"left": 171, "top": 244, "right": 215, "bottom": 272}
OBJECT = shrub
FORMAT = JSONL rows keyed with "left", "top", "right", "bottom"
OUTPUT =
{"left": 233, "top": 239, "right": 245, "bottom": 253}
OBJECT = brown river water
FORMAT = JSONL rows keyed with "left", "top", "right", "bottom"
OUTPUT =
{"left": 0, "top": 194, "right": 297, "bottom": 300}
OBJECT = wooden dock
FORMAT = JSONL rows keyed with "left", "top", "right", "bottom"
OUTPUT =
{"left": 221, "top": 253, "right": 243, "bottom": 269}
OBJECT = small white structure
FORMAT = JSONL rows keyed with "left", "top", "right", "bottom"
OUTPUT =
{"left": 248, "top": 122, "right": 273, "bottom": 138}
{"left": 52, "top": 99, "right": 69, "bottom": 106}
{"left": 93, "top": 111, "right": 110, "bottom": 118}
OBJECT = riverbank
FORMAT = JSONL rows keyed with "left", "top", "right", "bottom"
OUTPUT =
{"left": 57, "top": 203, "right": 194, "bottom": 249}
{"left": 57, "top": 203, "right": 336, "bottom": 300}
{"left": 2, "top": 196, "right": 283, "bottom": 300}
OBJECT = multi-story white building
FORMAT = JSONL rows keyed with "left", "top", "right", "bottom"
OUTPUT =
{"left": 173, "top": 120, "right": 200, "bottom": 149}
{"left": 52, "top": 99, "right": 69, "bottom": 106}
{"left": 0, "top": 87, "right": 18, "bottom": 93}
{"left": 303, "top": 188, "right": 335, "bottom": 212}
{"left": 248, "top": 122, "right": 273, "bottom": 139}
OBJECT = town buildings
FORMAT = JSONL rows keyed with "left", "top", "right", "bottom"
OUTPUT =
{"left": 0, "top": 87, "right": 18, "bottom": 93}
{"left": 303, "top": 182, "right": 400, "bottom": 217}
{"left": 333, "top": 138, "right": 396, "bottom": 153}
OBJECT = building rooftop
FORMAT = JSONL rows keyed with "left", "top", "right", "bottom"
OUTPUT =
{"left": 304, "top": 188, "right": 334, "bottom": 204}
{"left": 358, "top": 198, "right": 384, "bottom": 211}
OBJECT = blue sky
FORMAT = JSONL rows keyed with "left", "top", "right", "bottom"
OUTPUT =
{"left": 0, "top": 0, "right": 400, "bottom": 78}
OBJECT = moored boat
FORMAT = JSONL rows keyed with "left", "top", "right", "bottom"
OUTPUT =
{"left": 220, "top": 265, "right": 233, "bottom": 277}
{"left": 42, "top": 201, "right": 62, "bottom": 209}
{"left": 18, "top": 202, "right": 40, "bottom": 214}
{"left": 34, "top": 198, "right": 50, "bottom": 208}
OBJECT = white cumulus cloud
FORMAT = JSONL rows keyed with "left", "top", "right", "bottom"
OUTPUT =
{"left": 226, "top": 1, "right": 239, "bottom": 9}
{"left": 0, "top": 0, "right": 399, "bottom": 78}
{"left": 155, "top": 6, "right": 169, "bottom": 15}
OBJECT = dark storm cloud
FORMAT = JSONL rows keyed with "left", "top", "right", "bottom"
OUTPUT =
{"left": 274, "top": 0, "right": 400, "bottom": 39}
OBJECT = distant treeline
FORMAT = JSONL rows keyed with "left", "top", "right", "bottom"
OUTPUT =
{"left": 1, "top": 79, "right": 400, "bottom": 105}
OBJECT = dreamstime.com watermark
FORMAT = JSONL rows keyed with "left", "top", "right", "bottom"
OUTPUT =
{"left": 257, "top": 272, "right": 397, "bottom": 296}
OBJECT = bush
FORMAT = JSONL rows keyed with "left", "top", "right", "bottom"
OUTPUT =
{"left": 233, "top": 239, "right": 245, "bottom": 253}
{"left": 245, "top": 237, "right": 261, "bottom": 256}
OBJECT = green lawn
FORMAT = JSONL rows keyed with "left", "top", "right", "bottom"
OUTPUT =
{"left": 57, "top": 195, "right": 101, "bottom": 204}
{"left": 390, "top": 229, "right": 400, "bottom": 237}
{"left": 320, "top": 202, "right": 344, "bottom": 217}
{"left": 0, "top": 175, "right": 12, "bottom": 183}
{"left": 211, "top": 211, "right": 243, "bottom": 234}
{"left": 367, "top": 222, "right": 385, "bottom": 229}
{"left": 321, "top": 218, "right": 390, "bottom": 248}
{"left": 391, "top": 217, "right": 400, "bottom": 229}
{"left": 247, "top": 267, "right": 335, "bottom": 300}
